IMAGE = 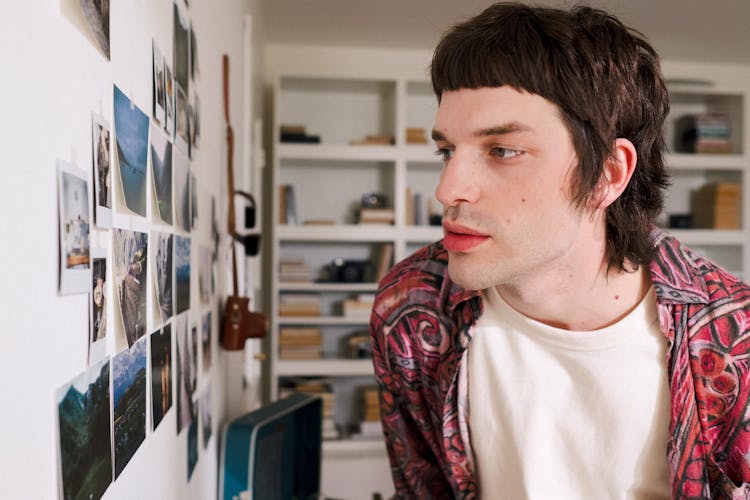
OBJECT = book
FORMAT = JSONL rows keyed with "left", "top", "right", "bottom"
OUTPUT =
{"left": 374, "top": 243, "right": 394, "bottom": 282}
{"left": 284, "top": 185, "right": 297, "bottom": 225}
{"left": 359, "top": 207, "right": 395, "bottom": 224}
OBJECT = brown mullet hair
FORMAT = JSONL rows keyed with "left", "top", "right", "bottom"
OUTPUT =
{"left": 431, "top": 2, "right": 670, "bottom": 272}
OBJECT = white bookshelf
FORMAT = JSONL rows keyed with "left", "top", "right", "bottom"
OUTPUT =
{"left": 268, "top": 65, "right": 750, "bottom": 463}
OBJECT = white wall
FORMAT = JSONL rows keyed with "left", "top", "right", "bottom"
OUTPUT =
{"left": 0, "top": 1, "right": 265, "bottom": 499}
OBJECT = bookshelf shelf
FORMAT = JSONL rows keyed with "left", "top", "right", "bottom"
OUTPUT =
{"left": 277, "top": 224, "right": 398, "bottom": 241}
{"left": 269, "top": 67, "right": 750, "bottom": 488}
{"left": 279, "top": 282, "right": 379, "bottom": 293}
{"left": 666, "top": 153, "right": 747, "bottom": 170}
{"left": 278, "top": 316, "right": 371, "bottom": 326}
{"left": 322, "top": 437, "right": 387, "bottom": 458}
{"left": 276, "top": 359, "right": 374, "bottom": 376}
{"left": 279, "top": 143, "right": 399, "bottom": 161}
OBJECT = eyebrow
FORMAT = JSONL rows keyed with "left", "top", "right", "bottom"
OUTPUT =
{"left": 431, "top": 122, "right": 533, "bottom": 142}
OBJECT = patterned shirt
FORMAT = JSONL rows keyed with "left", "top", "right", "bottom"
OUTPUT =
{"left": 370, "top": 230, "right": 750, "bottom": 499}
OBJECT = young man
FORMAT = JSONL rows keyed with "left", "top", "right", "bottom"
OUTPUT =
{"left": 370, "top": 3, "right": 750, "bottom": 499}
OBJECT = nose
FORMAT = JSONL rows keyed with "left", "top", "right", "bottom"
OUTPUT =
{"left": 434, "top": 149, "right": 481, "bottom": 208}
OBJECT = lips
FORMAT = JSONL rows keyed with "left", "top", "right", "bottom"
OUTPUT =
{"left": 442, "top": 223, "right": 489, "bottom": 252}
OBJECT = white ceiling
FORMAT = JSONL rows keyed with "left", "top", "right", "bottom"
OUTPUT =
{"left": 260, "top": 0, "right": 750, "bottom": 65}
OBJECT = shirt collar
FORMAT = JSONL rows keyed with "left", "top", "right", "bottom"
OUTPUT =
{"left": 648, "top": 228, "right": 710, "bottom": 305}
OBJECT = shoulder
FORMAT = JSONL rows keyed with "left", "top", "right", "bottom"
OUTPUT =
{"left": 372, "top": 240, "right": 450, "bottom": 323}
{"left": 651, "top": 229, "right": 750, "bottom": 305}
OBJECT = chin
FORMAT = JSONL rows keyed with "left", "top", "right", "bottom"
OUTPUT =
{"left": 447, "top": 259, "right": 492, "bottom": 291}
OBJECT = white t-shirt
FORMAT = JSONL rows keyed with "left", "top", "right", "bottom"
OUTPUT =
{"left": 467, "top": 285, "right": 670, "bottom": 500}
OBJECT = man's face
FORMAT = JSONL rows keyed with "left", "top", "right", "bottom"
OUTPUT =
{"left": 433, "top": 86, "right": 592, "bottom": 291}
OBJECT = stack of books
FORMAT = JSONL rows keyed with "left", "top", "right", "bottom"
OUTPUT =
{"left": 359, "top": 207, "right": 395, "bottom": 224}
{"left": 279, "top": 327, "right": 322, "bottom": 360}
{"left": 405, "top": 127, "right": 427, "bottom": 144}
{"left": 354, "top": 386, "right": 382, "bottom": 439}
{"left": 279, "top": 124, "right": 320, "bottom": 143}
{"left": 675, "top": 114, "right": 732, "bottom": 154}
{"left": 349, "top": 134, "right": 394, "bottom": 145}
{"left": 279, "top": 258, "right": 314, "bottom": 283}
{"left": 279, "top": 294, "right": 321, "bottom": 317}
{"left": 280, "top": 378, "right": 339, "bottom": 440}
{"left": 691, "top": 182, "right": 741, "bottom": 229}
{"left": 341, "top": 294, "right": 375, "bottom": 319}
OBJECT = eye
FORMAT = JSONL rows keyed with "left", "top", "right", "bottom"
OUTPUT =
{"left": 434, "top": 147, "right": 454, "bottom": 162}
{"left": 491, "top": 147, "right": 523, "bottom": 159}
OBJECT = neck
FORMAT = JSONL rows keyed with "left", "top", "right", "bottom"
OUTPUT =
{"left": 495, "top": 222, "right": 651, "bottom": 331}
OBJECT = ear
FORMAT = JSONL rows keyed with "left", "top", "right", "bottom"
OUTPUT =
{"left": 594, "top": 138, "right": 637, "bottom": 209}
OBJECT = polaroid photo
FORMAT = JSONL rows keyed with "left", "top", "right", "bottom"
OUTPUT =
{"left": 173, "top": 148, "right": 191, "bottom": 233}
{"left": 89, "top": 247, "right": 108, "bottom": 365}
{"left": 187, "top": 398, "right": 199, "bottom": 481}
{"left": 150, "top": 122, "right": 173, "bottom": 226}
{"left": 112, "top": 228, "right": 148, "bottom": 350}
{"left": 201, "top": 310, "right": 211, "bottom": 373}
{"left": 150, "top": 324, "right": 173, "bottom": 431}
{"left": 113, "top": 84, "right": 149, "bottom": 217}
{"left": 164, "top": 64, "right": 175, "bottom": 138}
{"left": 189, "top": 22, "right": 199, "bottom": 82}
{"left": 190, "top": 323, "right": 198, "bottom": 392}
{"left": 58, "top": 159, "right": 91, "bottom": 295}
{"left": 79, "top": 0, "right": 110, "bottom": 60}
{"left": 56, "top": 358, "right": 112, "bottom": 500}
{"left": 198, "top": 246, "right": 210, "bottom": 305}
{"left": 210, "top": 196, "right": 219, "bottom": 294}
{"left": 201, "top": 385, "right": 212, "bottom": 449}
{"left": 150, "top": 231, "right": 173, "bottom": 326}
{"left": 190, "top": 171, "right": 197, "bottom": 229}
{"left": 175, "top": 313, "right": 194, "bottom": 434}
{"left": 91, "top": 113, "right": 112, "bottom": 228}
{"left": 174, "top": 235, "right": 191, "bottom": 314}
{"left": 191, "top": 93, "right": 200, "bottom": 151}
{"left": 152, "top": 39, "right": 166, "bottom": 125}
{"left": 174, "top": 82, "right": 190, "bottom": 155}
{"left": 173, "top": 3, "right": 190, "bottom": 94}
{"left": 112, "top": 339, "right": 147, "bottom": 479}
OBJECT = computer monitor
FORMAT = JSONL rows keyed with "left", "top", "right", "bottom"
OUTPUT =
{"left": 220, "top": 392, "right": 322, "bottom": 500}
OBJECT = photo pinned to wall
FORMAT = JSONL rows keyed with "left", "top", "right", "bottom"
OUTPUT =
{"left": 190, "top": 323, "right": 198, "bottom": 392}
{"left": 57, "top": 159, "right": 91, "bottom": 295}
{"left": 189, "top": 21, "right": 199, "bottom": 82}
{"left": 190, "top": 171, "right": 197, "bottom": 229}
{"left": 152, "top": 39, "right": 166, "bottom": 125}
{"left": 112, "top": 338, "right": 147, "bottom": 479}
{"left": 164, "top": 64, "right": 175, "bottom": 138}
{"left": 113, "top": 85, "right": 149, "bottom": 217}
{"left": 173, "top": 2, "right": 190, "bottom": 95}
{"left": 151, "top": 231, "right": 173, "bottom": 325}
{"left": 174, "top": 83, "right": 190, "bottom": 154}
{"left": 150, "top": 123, "right": 173, "bottom": 225}
{"left": 91, "top": 113, "right": 112, "bottom": 227}
{"left": 200, "top": 385, "right": 212, "bottom": 449}
{"left": 201, "top": 310, "right": 211, "bottom": 373}
{"left": 175, "top": 313, "right": 194, "bottom": 434}
{"left": 89, "top": 247, "right": 108, "bottom": 364}
{"left": 150, "top": 324, "right": 173, "bottom": 431}
{"left": 55, "top": 358, "right": 112, "bottom": 500}
{"left": 190, "top": 94, "right": 200, "bottom": 151}
{"left": 210, "top": 196, "right": 219, "bottom": 294}
{"left": 175, "top": 235, "right": 191, "bottom": 314}
{"left": 187, "top": 398, "right": 198, "bottom": 481}
{"left": 112, "top": 228, "right": 148, "bottom": 349}
{"left": 174, "top": 140, "right": 191, "bottom": 233}
{"left": 198, "top": 245, "right": 210, "bottom": 305}
{"left": 79, "top": 0, "right": 110, "bottom": 59}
